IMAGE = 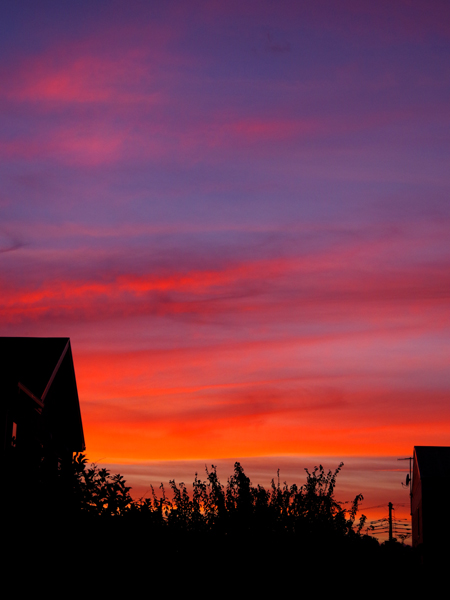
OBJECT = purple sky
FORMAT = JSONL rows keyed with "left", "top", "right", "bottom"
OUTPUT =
{"left": 1, "top": 1, "right": 449, "bottom": 537}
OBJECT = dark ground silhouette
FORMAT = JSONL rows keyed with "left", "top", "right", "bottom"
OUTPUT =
{"left": 6, "top": 453, "right": 427, "bottom": 589}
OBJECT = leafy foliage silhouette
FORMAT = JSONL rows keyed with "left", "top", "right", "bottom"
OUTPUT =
{"left": 72, "top": 454, "right": 367, "bottom": 545}
{"left": 72, "top": 452, "right": 133, "bottom": 516}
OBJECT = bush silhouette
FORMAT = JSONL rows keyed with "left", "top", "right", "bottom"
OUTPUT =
{"left": 72, "top": 452, "right": 133, "bottom": 516}
{"left": 72, "top": 455, "right": 368, "bottom": 543}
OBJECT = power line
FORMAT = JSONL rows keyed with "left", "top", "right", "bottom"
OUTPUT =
{"left": 366, "top": 502, "right": 411, "bottom": 542}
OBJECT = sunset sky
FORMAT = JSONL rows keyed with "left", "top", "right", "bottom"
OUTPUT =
{"left": 1, "top": 1, "right": 449, "bottom": 531}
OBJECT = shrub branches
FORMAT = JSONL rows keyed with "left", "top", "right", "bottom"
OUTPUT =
{"left": 72, "top": 454, "right": 367, "bottom": 541}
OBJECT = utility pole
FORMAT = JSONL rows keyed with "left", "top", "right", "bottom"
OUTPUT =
{"left": 388, "top": 502, "right": 393, "bottom": 542}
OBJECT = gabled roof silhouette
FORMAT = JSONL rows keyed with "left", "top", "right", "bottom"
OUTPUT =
{"left": 1, "top": 337, "right": 85, "bottom": 452}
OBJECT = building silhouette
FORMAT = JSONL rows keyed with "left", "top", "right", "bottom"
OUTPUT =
{"left": 1, "top": 337, "right": 85, "bottom": 512}
{"left": 412, "top": 445, "right": 450, "bottom": 559}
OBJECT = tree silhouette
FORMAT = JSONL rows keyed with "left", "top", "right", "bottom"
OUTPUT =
{"left": 123, "top": 459, "right": 368, "bottom": 543}
{"left": 71, "top": 452, "right": 132, "bottom": 516}
{"left": 68, "top": 451, "right": 380, "bottom": 572}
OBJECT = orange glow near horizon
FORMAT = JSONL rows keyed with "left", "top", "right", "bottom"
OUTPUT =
{"left": 74, "top": 342, "right": 450, "bottom": 463}
{"left": 83, "top": 417, "right": 449, "bottom": 464}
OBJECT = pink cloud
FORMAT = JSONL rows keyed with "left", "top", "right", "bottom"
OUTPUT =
{"left": 1, "top": 224, "right": 449, "bottom": 334}
{"left": 227, "top": 118, "right": 322, "bottom": 142}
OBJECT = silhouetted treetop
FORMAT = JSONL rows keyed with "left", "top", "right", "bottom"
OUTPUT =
{"left": 71, "top": 455, "right": 367, "bottom": 540}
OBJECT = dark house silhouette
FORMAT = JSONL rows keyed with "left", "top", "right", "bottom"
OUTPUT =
{"left": 1, "top": 337, "right": 85, "bottom": 510}
{"left": 412, "top": 445, "right": 450, "bottom": 556}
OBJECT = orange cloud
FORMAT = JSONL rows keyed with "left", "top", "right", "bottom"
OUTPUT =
{"left": 74, "top": 338, "right": 450, "bottom": 463}
{"left": 83, "top": 405, "right": 450, "bottom": 463}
